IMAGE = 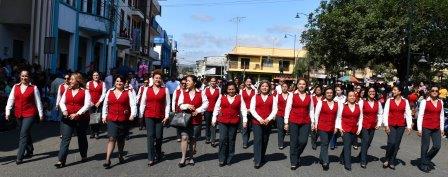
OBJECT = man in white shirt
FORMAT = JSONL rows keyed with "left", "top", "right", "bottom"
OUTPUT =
{"left": 275, "top": 79, "right": 284, "bottom": 94}
{"left": 105, "top": 69, "right": 117, "bottom": 90}
{"left": 165, "top": 76, "right": 180, "bottom": 100}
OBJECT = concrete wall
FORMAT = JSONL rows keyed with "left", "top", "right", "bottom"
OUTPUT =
{"left": 0, "top": 24, "right": 30, "bottom": 60}
{"left": 58, "top": 3, "right": 77, "bottom": 33}
{"left": 0, "top": 0, "right": 32, "bottom": 24}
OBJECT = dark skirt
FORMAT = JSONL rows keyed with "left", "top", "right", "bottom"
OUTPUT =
{"left": 107, "top": 121, "right": 129, "bottom": 139}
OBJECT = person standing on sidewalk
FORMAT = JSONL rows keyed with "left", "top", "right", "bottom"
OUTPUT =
{"left": 276, "top": 83, "right": 290, "bottom": 150}
{"left": 5, "top": 70, "right": 44, "bottom": 165}
{"left": 417, "top": 85, "right": 444, "bottom": 173}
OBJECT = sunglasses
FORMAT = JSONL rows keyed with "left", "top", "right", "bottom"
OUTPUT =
{"left": 431, "top": 90, "right": 439, "bottom": 93}
{"left": 64, "top": 78, "right": 69, "bottom": 80}
{"left": 181, "top": 83, "right": 186, "bottom": 85}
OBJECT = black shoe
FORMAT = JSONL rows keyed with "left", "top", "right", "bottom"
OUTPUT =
{"left": 16, "top": 159, "right": 23, "bottom": 165}
{"left": 178, "top": 161, "right": 186, "bottom": 168}
{"left": 118, "top": 156, "right": 125, "bottom": 164}
{"left": 382, "top": 162, "right": 389, "bottom": 169}
{"left": 279, "top": 146, "right": 284, "bottom": 150}
{"left": 360, "top": 163, "right": 367, "bottom": 169}
{"left": 188, "top": 160, "right": 195, "bottom": 166}
{"left": 243, "top": 145, "right": 248, "bottom": 149}
{"left": 126, "top": 135, "right": 130, "bottom": 140}
{"left": 312, "top": 145, "right": 317, "bottom": 150}
{"left": 344, "top": 166, "right": 351, "bottom": 171}
{"left": 429, "top": 162, "right": 436, "bottom": 170}
{"left": 90, "top": 134, "right": 95, "bottom": 139}
{"left": 103, "top": 161, "right": 111, "bottom": 169}
{"left": 211, "top": 142, "right": 217, "bottom": 148}
{"left": 80, "top": 157, "right": 88, "bottom": 163}
{"left": 205, "top": 140, "right": 211, "bottom": 144}
{"left": 322, "top": 164, "right": 329, "bottom": 171}
{"left": 219, "top": 162, "right": 225, "bottom": 167}
{"left": 23, "top": 152, "right": 33, "bottom": 158}
{"left": 254, "top": 165, "right": 260, "bottom": 169}
{"left": 418, "top": 165, "right": 430, "bottom": 173}
{"left": 353, "top": 145, "right": 359, "bottom": 150}
{"left": 95, "top": 133, "right": 100, "bottom": 139}
{"left": 148, "top": 161, "right": 155, "bottom": 167}
{"left": 54, "top": 161, "right": 65, "bottom": 168}
{"left": 330, "top": 146, "right": 335, "bottom": 150}
{"left": 290, "top": 165, "right": 298, "bottom": 170}
{"left": 389, "top": 165, "right": 396, "bottom": 170}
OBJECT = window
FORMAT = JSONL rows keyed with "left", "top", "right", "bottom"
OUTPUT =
{"left": 262, "top": 56, "right": 273, "bottom": 67}
{"left": 87, "top": 0, "right": 93, "bottom": 13}
{"left": 241, "top": 58, "right": 250, "bottom": 69}
{"left": 279, "top": 60, "right": 290, "bottom": 72}
{"left": 96, "top": 0, "right": 102, "bottom": 16}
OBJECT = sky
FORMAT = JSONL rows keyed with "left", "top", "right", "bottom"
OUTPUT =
{"left": 157, "top": 0, "right": 321, "bottom": 65}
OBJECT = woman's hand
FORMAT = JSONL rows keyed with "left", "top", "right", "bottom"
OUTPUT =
{"left": 63, "top": 111, "right": 68, "bottom": 116}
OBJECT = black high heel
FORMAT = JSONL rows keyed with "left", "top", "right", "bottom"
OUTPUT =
{"left": 118, "top": 156, "right": 125, "bottom": 164}
{"left": 54, "top": 161, "right": 65, "bottom": 168}
{"left": 103, "top": 161, "right": 111, "bottom": 169}
{"left": 178, "top": 161, "right": 186, "bottom": 168}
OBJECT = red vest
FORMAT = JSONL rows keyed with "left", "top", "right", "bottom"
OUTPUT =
{"left": 183, "top": 90, "right": 203, "bottom": 125}
{"left": 65, "top": 89, "right": 88, "bottom": 120}
{"left": 252, "top": 94, "right": 274, "bottom": 126}
{"left": 242, "top": 88, "right": 255, "bottom": 109}
{"left": 422, "top": 100, "right": 442, "bottom": 129}
{"left": 88, "top": 81, "right": 103, "bottom": 104}
{"left": 362, "top": 101, "right": 380, "bottom": 129}
{"left": 59, "top": 84, "right": 67, "bottom": 96}
{"left": 341, "top": 104, "right": 361, "bottom": 134}
{"left": 312, "top": 95, "right": 321, "bottom": 108}
{"left": 317, "top": 101, "right": 338, "bottom": 132}
{"left": 217, "top": 95, "right": 242, "bottom": 125}
{"left": 276, "top": 93, "right": 288, "bottom": 117}
{"left": 144, "top": 87, "right": 167, "bottom": 119}
{"left": 13, "top": 84, "right": 38, "bottom": 118}
{"left": 205, "top": 87, "right": 220, "bottom": 112}
{"left": 272, "top": 90, "right": 278, "bottom": 97}
{"left": 174, "top": 89, "right": 182, "bottom": 113}
{"left": 388, "top": 99, "right": 406, "bottom": 126}
{"left": 106, "top": 90, "right": 131, "bottom": 122}
{"left": 289, "top": 94, "right": 312, "bottom": 125}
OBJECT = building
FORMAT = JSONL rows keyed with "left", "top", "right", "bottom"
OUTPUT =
{"left": 0, "top": 0, "right": 53, "bottom": 67}
{"left": 195, "top": 56, "right": 226, "bottom": 79}
{"left": 226, "top": 46, "right": 307, "bottom": 82}
{"left": 153, "top": 31, "right": 178, "bottom": 77}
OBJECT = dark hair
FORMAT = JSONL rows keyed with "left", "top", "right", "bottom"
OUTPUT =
{"left": 314, "top": 85, "right": 323, "bottom": 94}
{"left": 346, "top": 90, "right": 356, "bottom": 101}
{"left": 153, "top": 69, "right": 163, "bottom": 78}
{"left": 258, "top": 80, "right": 272, "bottom": 94}
{"left": 209, "top": 76, "right": 217, "bottom": 82}
{"left": 222, "top": 82, "right": 239, "bottom": 95}
{"left": 186, "top": 75, "right": 200, "bottom": 89}
{"left": 323, "top": 86, "right": 335, "bottom": 100}
{"left": 364, "top": 86, "right": 377, "bottom": 99}
{"left": 113, "top": 75, "right": 127, "bottom": 85}
{"left": 244, "top": 77, "right": 252, "bottom": 82}
{"left": 393, "top": 85, "right": 404, "bottom": 93}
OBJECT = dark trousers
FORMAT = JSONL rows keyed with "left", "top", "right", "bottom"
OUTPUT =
{"left": 310, "top": 130, "right": 318, "bottom": 149}
{"left": 289, "top": 123, "right": 310, "bottom": 166}
{"left": 360, "top": 128, "right": 375, "bottom": 164}
{"left": 385, "top": 126, "right": 405, "bottom": 165}
{"left": 218, "top": 123, "right": 238, "bottom": 164}
{"left": 340, "top": 132, "right": 355, "bottom": 168}
{"left": 145, "top": 118, "right": 164, "bottom": 161}
{"left": 58, "top": 118, "right": 89, "bottom": 162}
{"left": 276, "top": 116, "right": 286, "bottom": 148}
{"left": 17, "top": 117, "right": 36, "bottom": 160}
{"left": 330, "top": 132, "right": 340, "bottom": 148}
{"left": 318, "top": 131, "right": 333, "bottom": 164}
{"left": 204, "top": 111, "right": 216, "bottom": 142}
{"left": 420, "top": 128, "right": 441, "bottom": 167}
{"left": 252, "top": 124, "right": 271, "bottom": 165}
{"left": 242, "top": 114, "right": 253, "bottom": 147}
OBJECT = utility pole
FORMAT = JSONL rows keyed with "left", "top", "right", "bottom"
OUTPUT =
{"left": 230, "top": 16, "right": 245, "bottom": 52}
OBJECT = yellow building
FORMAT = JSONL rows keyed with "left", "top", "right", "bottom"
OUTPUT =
{"left": 226, "top": 46, "right": 307, "bottom": 82}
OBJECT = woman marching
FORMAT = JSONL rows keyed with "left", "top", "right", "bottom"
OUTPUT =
{"left": 139, "top": 70, "right": 170, "bottom": 166}
{"left": 212, "top": 82, "right": 247, "bottom": 166}
{"left": 249, "top": 80, "right": 277, "bottom": 169}
{"left": 358, "top": 87, "right": 383, "bottom": 168}
{"left": 336, "top": 90, "right": 362, "bottom": 171}
{"left": 284, "top": 79, "right": 314, "bottom": 170}
{"left": 55, "top": 73, "right": 91, "bottom": 168}
{"left": 416, "top": 85, "right": 444, "bottom": 173}
{"left": 102, "top": 75, "right": 137, "bottom": 169}
{"left": 177, "top": 75, "right": 209, "bottom": 167}
{"left": 382, "top": 85, "right": 412, "bottom": 170}
{"left": 172, "top": 77, "right": 187, "bottom": 142}
{"left": 87, "top": 71, "right": 106, "bottom": 139}
{"left": 314, "top": 87, "right": 338, "bottom": 171}
{"left": 5, "top": 70, "right": 44, "bottom": 164}
{"left": 204, "top": 77, "right": 220, "bottom": 147}
{"left": 136, "top": 76, "right": 149, "bottom": 130}
{"left": 276, "top": 83, "right": 290, "bottom": 150}
{"left": 240, "top": 77, "right": 257, "bottom": 149}
{"left": 311, "top": 85, "right": 323, "bottom": 150}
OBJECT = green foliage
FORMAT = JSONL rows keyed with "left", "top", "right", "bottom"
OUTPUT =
{"left": 301, "top": 0, "right": 448, "bottom": 81}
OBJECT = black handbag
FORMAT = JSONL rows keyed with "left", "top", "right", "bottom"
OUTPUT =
{"left": 170, "top": 111, "right": 192, "bottom": 128}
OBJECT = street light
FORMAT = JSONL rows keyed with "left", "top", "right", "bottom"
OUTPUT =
{"left": 284, "top": 34, "right": 297, "bottom": 76}
{"left": 295, "top": 12, "right": 308, "bottom": 19}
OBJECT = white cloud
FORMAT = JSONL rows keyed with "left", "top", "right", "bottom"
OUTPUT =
{"left": 191, "top": 14, "right": 214, "bottom": 22}
{"left": 266, "top": 25, "right": 297, "bottom": 34}
{"left": 180, "top": 32, "right": 233, "bottom": 48}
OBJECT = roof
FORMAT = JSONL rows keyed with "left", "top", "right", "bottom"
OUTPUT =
{"left": 228, "top": 46, "right": 307, "bottom": 58}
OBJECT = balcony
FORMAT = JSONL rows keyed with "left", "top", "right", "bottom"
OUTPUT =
{"left": 151, "top": 0, "right": 161, "bottom": 16}
{"left": 78, "top": 12, "right": 110, "bottom": 33}
{"left": 151, "top": 20, "right": 162, "bottom": 35}
{"left": 130, "top": 7, "right": 144, "bottom": 20}
{"left": 149, "top": 49, "right": 160, "bottom": 61}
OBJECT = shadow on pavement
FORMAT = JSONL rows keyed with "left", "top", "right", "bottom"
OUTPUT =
{"left": 0, "top": 122, "right": 60, "bottom": 152}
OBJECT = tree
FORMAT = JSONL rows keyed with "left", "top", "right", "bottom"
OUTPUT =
{"left": 301, "top": 0, "right": 448, "bottom": 83}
